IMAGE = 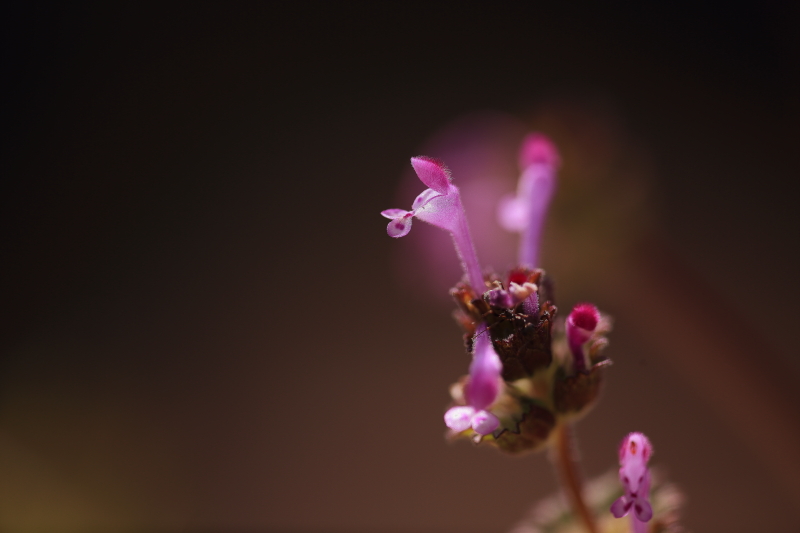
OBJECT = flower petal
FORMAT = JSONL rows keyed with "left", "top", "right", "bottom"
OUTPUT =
{"left": 466, "top": 333, "right": 503, "bottom": 410}
{"left": 412, "top": 192, "right": 459, "bottom": 232}
{"left": 411, "top": 188, "right": 442, "bottom": 210}
{"left": 386, "top": 216, "right": 412, "bottom": 238}
{"left": 633, "top": 498, "right": 653, "bottom": 522}
{"left": 444, "top": 406, "right": 475, "bottom": 432}
{"left": 411, "top": 156, "right": 451, "bottom": 194}
{"left": 610, "top": 495, "right": 631, "bottom": 518}
{"left": 471, "top": 410, "right": 499, "bottom": 435}
{"left": 381, "top": 208, "right": 409, "bottom": 219}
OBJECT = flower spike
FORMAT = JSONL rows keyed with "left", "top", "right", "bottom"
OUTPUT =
{"left": 444, "top": 328, "right": 503, "bottom": 435}
{"left": 381, "top": 156, "right": 484, "bottom": 291}
{"left": 498, "top": 133, "right": 560, "bottom": 268}
{"left": 611, "top": 432, "right": 654, "bottom": 533}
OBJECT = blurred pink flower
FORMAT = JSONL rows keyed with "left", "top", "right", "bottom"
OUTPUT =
{"left": 611, "top": 432, "right": 654, "bottom": 533}
{"left": 498, "top": 133, "right": 560, "bottom": 268}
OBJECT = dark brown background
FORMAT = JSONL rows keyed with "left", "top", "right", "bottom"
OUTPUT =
{"left": 2, "top": 3, "right": 799, "bottom": 532}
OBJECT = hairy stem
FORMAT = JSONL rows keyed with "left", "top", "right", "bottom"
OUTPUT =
{"left": 518, "top": 164, "right": 555, "bottom": 269}
{"left": 552, "top": 423, "right": 598, "bottom": 533}
{"left": 451, "top": 209, "right": 484, "bottom": 293}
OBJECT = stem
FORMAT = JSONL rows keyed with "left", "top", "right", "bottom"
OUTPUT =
{"left": 631, "top": 515, "right": 647, "bottom": 533}
{"left": 518, "top": 164, "right": 555, "bottom": 269}
{"left": 552, "top": 423, "right": 599, "bottom": 533}
{"left": 451, "top": 209, "right": 485, "bottom": 293}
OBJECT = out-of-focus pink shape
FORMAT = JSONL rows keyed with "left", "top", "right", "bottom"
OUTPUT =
{"left": 518, "top": 132, "right": 561, "bottom": 169}
{"left": 381, "top": 156, "right": 484, "bottom": 291}
{"left": 610, "top": 432, "right": 653, "bottom": 533}
{"left": 499, "top": 133, "right": 560, "bottom": 268}
{"left": 444, "top": 330, "right": 503, "bottom": 435}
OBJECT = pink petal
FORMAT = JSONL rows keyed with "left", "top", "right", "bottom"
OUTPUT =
{"left": 466, "top": 333, "right": 502, "bottom": 410}
{"left": 411, "top": 188, "right": 442, "bottom": 210}
{"left": 410, "top": 156, "right": 451, "bottom": 194}
{"left": 386, "top": 216, "right": 412, "bottom": 238}
{"left": 610, "top": 496, "right": 631, "bottom": 518}
{"left": 444, "top": 406, "right": 475, "bottom": 432}
{"left": 471, "top": 410, "right": 499, "bottom": 435}
{"left": 633, "top": 498, "right": 653, "bottom": 522}
{"left": 381, "top": 208, "right": 409, "bottom": 219}
{"left": 412, "top": 192, "right": 459, "bottom": 232}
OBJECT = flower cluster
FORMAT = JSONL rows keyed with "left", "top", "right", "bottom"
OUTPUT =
{"left": 381, "top": 133, "right": 669, "bottom": 531}
{"left": 382, "top": 135, "right": 611, "bottom": 453}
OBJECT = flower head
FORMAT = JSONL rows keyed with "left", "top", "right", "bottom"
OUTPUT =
{"left": 611, "top": 432, "right": 654, "bottom": 529}
{"left": 382, "top": 156, "right": 484, "bottom": 291}
{"left": 444, "top": 329, "right": 503, "bottom": 435}
{"left": 498, "top": 134, "right": 560, "bottom": 268}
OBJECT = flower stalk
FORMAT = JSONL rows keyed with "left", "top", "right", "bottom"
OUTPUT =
{"left": 552, "top": 423, "right": 599, "bottom": 533}
{"left": 380, "top": 132, "right": 680, "bottom": 532}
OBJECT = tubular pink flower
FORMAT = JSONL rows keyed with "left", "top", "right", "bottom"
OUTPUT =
{"left": 566, "top": 303, "right": 600, "bottom": 373}
{"left": 610, "top": 432, "right": 654, "bottom": 533}
{"left": 498, "top": 133, "right": 560, "bottom": 268}
{"left": 381, "top": 156, "right": 484, "bottom": 291}
{"left": 444, "top": 329, "right": 503, "bottom": 435}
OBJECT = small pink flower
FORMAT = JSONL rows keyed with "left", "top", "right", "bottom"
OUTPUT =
{"left": 381, "top": 156, "right": 484, "bottom": 291}
{"left": 498, "top": 134, "right": 560, "bottom": 268}
{"left": 565, "top": 303, "right": 600, "bottom": 373}
{"left": 444, "top": 330, "right": 503, "bottom": 435}
{"left": 611, "top": 432, "right": 654, "bottom": 532}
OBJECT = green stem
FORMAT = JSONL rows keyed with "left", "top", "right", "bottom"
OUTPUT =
{"left": 552, "top": 423, "right": 599, "bottom": 533}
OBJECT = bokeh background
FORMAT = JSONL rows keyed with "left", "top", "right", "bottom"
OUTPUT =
{"left": 2, "top": 3, "right": 799, "bottom": 533}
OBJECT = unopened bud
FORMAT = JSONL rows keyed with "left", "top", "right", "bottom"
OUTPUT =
{"left": 566, "top": 303, "right": 600, "bottom": 373}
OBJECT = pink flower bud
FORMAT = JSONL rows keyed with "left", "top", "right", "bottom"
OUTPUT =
{"left": 566, "top": 303, "right": 600, "bottom": 373}
{"left": 518, "top": 133, "right": 561, "bottom": 170}
{"left": 444, "top": 330, "right": 503, "bottom": 436}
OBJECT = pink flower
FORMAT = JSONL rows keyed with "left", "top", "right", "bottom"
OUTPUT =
{"left": 611, "top": 432, "right": 654, "bottom": 532}
{"left": 498, "top": 134, "right": 560, "bottom": 268}
{"left": 565, "top": 303, "right": 600, "bottom": 373}
{"left": 381, "top": 156, "right": 484, "bottom": 291}
{"left": 444, "top": 330, "right": 503, "bottom": 435}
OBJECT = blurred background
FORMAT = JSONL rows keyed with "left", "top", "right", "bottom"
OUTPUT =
{"left": 2, "top": 3, "right": 799, "bottom": 532}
